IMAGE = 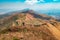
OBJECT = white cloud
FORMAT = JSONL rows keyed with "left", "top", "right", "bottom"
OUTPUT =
{"left": 0, "top": 2, "right": 60, "bottom": 14}
{"left": 0, "top": 9, "right": 12, "bottom": 14}
{"left": 25, "top": 0, "right": 38, "bottom": 5}
{"left": 0, "top": 3, "right": 60, "bottom": 10}
{"left": 38, "top": 0, "right": 45, "bottom": 2}
{"left": 25, "top": 0, "right": 45, "bottom": 5}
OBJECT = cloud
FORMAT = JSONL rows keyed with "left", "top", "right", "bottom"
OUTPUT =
{"left": 29, "top": 3, "right": 60, "bottom": 11}
{"left": 25, "top": 0, "right": 38, "bottom": 5}
{"left": 0, "top": 9, "right": 12, "bottom": 14}
{"left": 25, "top": 0, "right": 45, "bottom": 5}
{"left": 38, "top": 0, "right": 45, "bottom": 2}
{"left": 0, "top": 3, "right": 60, "bottom": 10}
{"left": 0, "top": 2, "right": 60, "bottom": 14}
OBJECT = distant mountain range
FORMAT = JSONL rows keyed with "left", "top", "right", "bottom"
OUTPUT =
{"left": 0, "top": 9, "right": 60, "bottom": 21}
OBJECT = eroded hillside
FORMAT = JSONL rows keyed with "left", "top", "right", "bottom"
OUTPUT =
{"left": 0, "top": 10, "right": 60, "bottom": 40}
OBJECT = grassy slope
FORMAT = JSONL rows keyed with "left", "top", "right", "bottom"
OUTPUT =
{"left": 0, "top": 13, "right": 60, "bottom": 40}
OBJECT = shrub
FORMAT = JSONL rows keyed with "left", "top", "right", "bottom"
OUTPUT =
{"left": 13, "top": 37, "right": 19, "bottom": 40}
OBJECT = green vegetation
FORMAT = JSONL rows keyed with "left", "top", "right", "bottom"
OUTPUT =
{"left": 13, "top": 15, "right": 18, "bottom": 20}
{"left": 13, "top": 37, "right": 19, "bottom": 40}
{"left": 0, "top": 27, "right": 9, "bottom": 34}
{"left": 23, "top": 28, "right": 28, "bottom": 32}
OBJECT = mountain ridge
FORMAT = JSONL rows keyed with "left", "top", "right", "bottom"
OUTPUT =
{"left": 0, "top": 10, "right": 60, "bottom": 40}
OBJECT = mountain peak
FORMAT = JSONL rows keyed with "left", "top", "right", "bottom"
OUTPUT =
{"left": 21, "top": 8, "right": 35, "bottom": 13}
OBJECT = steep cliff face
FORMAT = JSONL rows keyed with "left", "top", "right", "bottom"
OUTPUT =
{"left": 0, "top": 10, "right": 60, "bottom": 40}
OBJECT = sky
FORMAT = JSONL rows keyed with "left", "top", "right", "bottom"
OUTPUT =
{"left": 0, "top": 0, "right": 60, "bottom": 15}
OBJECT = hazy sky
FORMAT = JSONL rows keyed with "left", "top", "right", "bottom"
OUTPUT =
{"left": 0, "top": 0, "right": 60, "bottom": 14}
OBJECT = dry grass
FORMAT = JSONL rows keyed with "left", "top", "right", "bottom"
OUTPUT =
{"left": 0, "top": 24, "right": 57, "bottom": 40}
